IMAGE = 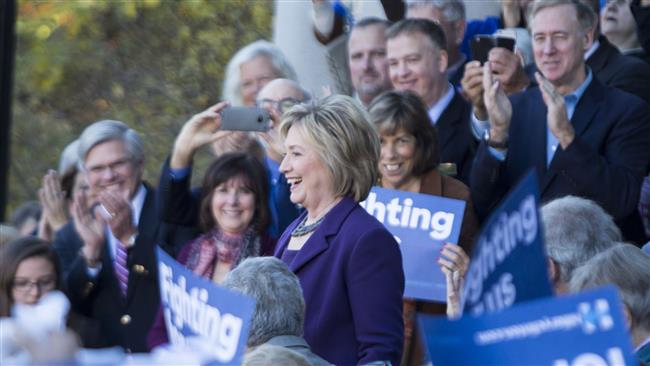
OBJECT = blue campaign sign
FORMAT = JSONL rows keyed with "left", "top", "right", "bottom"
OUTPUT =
{"left": 419, "top": 286, "right": 636, "bottom": 365}
{"left": 462, "top": 171, "right": 552, "bottom": 316}
{"left": 360, "top": 186, "right": 465, "bottom": 301}
{"left": 156, "top": 247, "right": 255, "bottom": 365}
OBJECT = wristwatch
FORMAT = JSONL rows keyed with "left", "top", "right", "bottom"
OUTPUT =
{"left": 484, "top": 129, "right": 508, "bottom": 149}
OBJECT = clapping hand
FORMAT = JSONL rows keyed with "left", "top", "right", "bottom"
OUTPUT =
{"left": 438, "top": 243, "right": 470, "bottom": 319}
{"left": 97, "top": 190, "right": 137, "bottom": 244}
{"left": 37, "top": 170, "right": 69, "bottom": 241}
{"left": 72, "top": 190, "right": 105, "bottom": 268}
{"left": 535, "top": 72, "right": 574, "bottom": 149}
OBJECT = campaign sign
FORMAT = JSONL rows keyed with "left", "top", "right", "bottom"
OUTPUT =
{"left": 462, "top": 171, "right": 552, "bottom": 316}
{"left": 419, "top": 286, "right": 636, "bottom": 365}
{"left": 360, "top": 187, "right": 465, "bottom": 301}
{"left": 156, "top": 248, "right": 255, "bottom": 365}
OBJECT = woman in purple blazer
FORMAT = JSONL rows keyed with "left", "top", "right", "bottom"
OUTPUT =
{"left": 274, "top": 95, "right": 405, "bottom": 365}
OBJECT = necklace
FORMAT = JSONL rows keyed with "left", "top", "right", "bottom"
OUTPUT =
{"left": 290, "top": 199, "right": 340, "bottom": 237}
{"left": 291, "top": 215, "right": 326, "bottom": 237}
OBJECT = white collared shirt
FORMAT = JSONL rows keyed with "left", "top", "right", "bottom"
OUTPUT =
{"left": 428, "top": 83, "right": 455, "bottom": 125}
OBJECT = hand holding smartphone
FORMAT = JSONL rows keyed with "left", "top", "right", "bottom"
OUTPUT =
{"left": 220, "top": 107, "right": 271, "bottom": 132}
{"left": 470, "top": 35, "right": 516, "bottom": 64}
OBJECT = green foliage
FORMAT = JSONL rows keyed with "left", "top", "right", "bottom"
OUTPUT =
{"left": 10, "top": 0, "right": 273, "bottom": 213}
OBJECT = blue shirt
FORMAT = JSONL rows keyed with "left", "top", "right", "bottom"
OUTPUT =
{"left": 545, "top": 68, "right": 592, "bottom": 165}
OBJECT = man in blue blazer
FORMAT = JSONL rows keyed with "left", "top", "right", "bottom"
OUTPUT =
{"left": 471, "top": 0, "right": 650, "bottom": 244}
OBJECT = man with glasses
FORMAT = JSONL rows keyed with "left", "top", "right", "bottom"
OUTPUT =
{"left": 52, "top": 120, "right": 192, "bottom": 352}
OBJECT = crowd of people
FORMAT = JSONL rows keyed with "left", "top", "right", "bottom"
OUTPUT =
{"left": 1, "top": 0, "right": 650, "bottom": 365}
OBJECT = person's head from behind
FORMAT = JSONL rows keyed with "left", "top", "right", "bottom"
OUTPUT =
{"left": 0, "top": 236, "right": 61, "bottom": 316}
{"left": 256, "top": 78, "right": 311, "bottom": 117}
{"left": 222, "top": 40, "right": 297, "bottom": 107}
{"left": 222, "top": 257, "right": 304, "bottom": 348}
{"left": 243, "top": 344, "right": 310, "bottom": 366}
{"left": 9, "top": 201, "right": 42, "bottom": 237}
{"left": 405, "top": 0, "right": 466, "bottom": 59}
{"left": 386, "top": 18, "right": 449, "bottom": 108}
{"left": 279, "top": 95, "right": 379, "bottom": 210}
{"left": 347, "top": 17, "right": 393, "bottom": 106}
{"left": 541, "top": 196, "right": 621, "bottom": 293}
{"left": 77, "top": 120, "right": 144, "bottom": 202}
{"left": 199, "top": 153, "right": 270, "bottom": 236}
{"left": 600, "top": 0, "right": 640, "bottom": 52}
{"left": 570, "top": 243, "right": 650, "bottom": 347}
{"left": 368, "top": 90, "right": 439, "bottom": 190}
{"left": 528, "top": 0, "right": 596, "bottom": 93}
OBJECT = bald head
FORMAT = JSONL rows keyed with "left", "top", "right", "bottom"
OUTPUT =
{"left": 257, "top": 78, "right": 310, "bottom": 103}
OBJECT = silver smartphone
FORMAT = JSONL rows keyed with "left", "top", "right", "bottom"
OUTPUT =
{"left": 220, "top": 107, "right": 271, "bottom": 132}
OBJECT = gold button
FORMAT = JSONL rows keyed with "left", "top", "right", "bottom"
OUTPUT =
{"left": 120, "top": 314, "right": 131, "bottom": 325}
{"left": 132, "top": 264, "right": 147, "bottom": 274}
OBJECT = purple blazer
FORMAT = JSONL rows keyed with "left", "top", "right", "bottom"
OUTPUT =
{"left": 274, "top": 197, "right": 405, "bottom": 365}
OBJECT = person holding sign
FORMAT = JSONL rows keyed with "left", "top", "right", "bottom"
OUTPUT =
{"left": 275, "top": 95, "right": 405, "bottom": 366}
{"left": 147, "top": 151, "right": 275, "bottom": 349}
{"left": 368, "top": 90, "right": 478, "bottom": 365}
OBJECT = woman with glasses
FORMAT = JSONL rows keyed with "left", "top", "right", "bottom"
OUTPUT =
{"left": 0, "top": 236, "right": 106, "bottom": 348}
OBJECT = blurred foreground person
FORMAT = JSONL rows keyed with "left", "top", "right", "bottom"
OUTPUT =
{"left": 542, "top": 196, "right": 622, "bottom": 293}
{"left": 148, "top": 152, "right": 274, "bottom": 349}
{"left": 0, "top": 237, "right": 105, "bottom": 348}
{"left": 570, "top": 244, "right": 650, "bottom": 364}
{"left": 276, "top": 95, "right": 404, "bottom": 365}
{"left": 223, "top": 257, "right": 330, "bottom": 366}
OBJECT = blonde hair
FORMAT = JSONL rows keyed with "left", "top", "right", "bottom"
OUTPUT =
{"left": 280, "top": 95, "right": 379, "bottom": 202}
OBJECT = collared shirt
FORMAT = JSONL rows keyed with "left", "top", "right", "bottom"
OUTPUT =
{"left": 545, "top": 68, "right": 592, "bottom": 165}
{"left": 478, "top": 67, "right": 593, "bottom": 163}
{"left": 428, "top": 83, "right": 455, "bottom": 124}
{"left": 584, "top": 40, "right": 600, "bottom": 61}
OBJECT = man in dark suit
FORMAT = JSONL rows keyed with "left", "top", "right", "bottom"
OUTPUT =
{"left": 386, "top": 18, "right": 476, "bottom": 184}
{"left": 471, "top": 0, "right": 650, "bottom": 244}
{"left": 53, "top": 120, "right": 192, "bottom": 352}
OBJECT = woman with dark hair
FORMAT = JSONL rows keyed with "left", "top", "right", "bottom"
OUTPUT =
{"left": 147, "top": 152, "right": 274, "bottom": 349}
{"left": 0, "top": 236, "right": 105, "bottom": 348}
{"left": 368, "top": 90, "right": 478, "bottom": 365}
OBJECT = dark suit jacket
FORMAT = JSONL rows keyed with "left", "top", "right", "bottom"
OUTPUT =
{"left": 470, "top": 77, "right": 650, "bottom": 244}
{"left": 437, "top": 89, "right": 477, "bottom": 185}
{"left": 587, "top": 36, "right": 650, "bottom": 104}
{"left": 52, "top": 184, "right": 194, "bottom": 352}
{"left": 274, "top": 197, "right": 404, "bottom": 366}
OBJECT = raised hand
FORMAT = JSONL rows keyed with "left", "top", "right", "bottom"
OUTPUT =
{"left": 535, "top": 72, "right": 574, "bottom": 149}
{"left": 488, "top": 47, "right": 530, "bottom": 94}
{"left": 171, "top": 101, "right": 230, "bottom": 168}
{"left": 483, "top": 61, "right": 512, "bottom": 145}
{"left": 461, "top": 61, "right": 487, "bottom": 120}
{"left": 97, "top": 190, "right": 137, "bottom": 244}
{"left": 38, "top": 170, "right": 69, "bottom": 232}
{"left": 71, "top": 190, "right": 105, "bottom": 267}
{"left": 438, "top": 243, "right": 470, "bottom": 319}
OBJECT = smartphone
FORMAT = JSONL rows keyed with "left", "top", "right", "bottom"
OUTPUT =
{"left": 470, "top": 35, "right": 516, "bottom": 64}
{"left": 220, "top": 107, "right": 271, "bottom": 132}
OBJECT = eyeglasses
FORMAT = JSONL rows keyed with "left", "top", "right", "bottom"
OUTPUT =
{"left": 256, "top": 97, "right": 302, "bottom": 114}
{"left": 85, "top": 158, "right": 132, "bottom": 177}
{"left": 12, "top": 276, "right": 57, "bottom": 293}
